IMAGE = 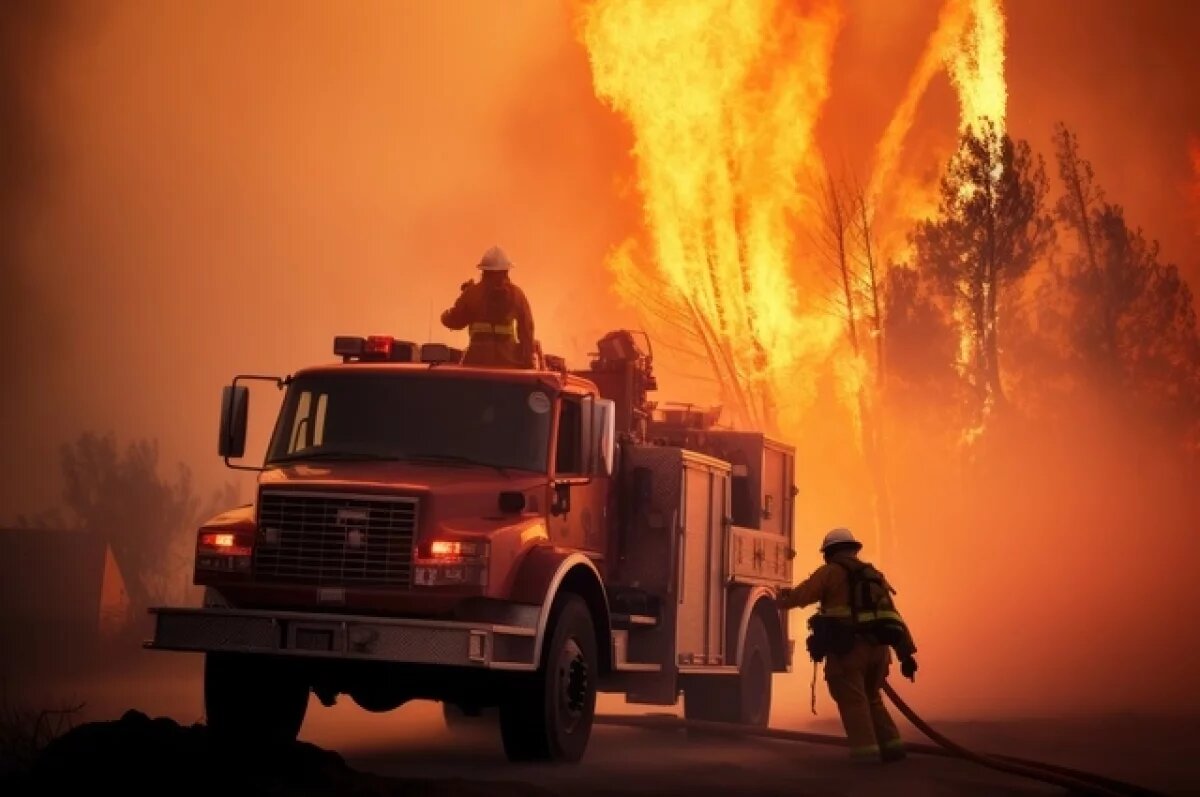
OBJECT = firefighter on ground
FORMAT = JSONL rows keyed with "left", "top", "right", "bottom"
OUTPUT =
{"left": 778, "top": 528, "right": 918, "bottom": 764}
{"left": 441, "top": 245, "right": 535, "bottom": 369}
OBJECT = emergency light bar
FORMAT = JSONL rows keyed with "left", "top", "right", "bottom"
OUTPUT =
{"left": 419, "top": 343, "right": 463, "bottom": 364}
{"left": 333, "top": 335, "right": 418, "bottom": 363}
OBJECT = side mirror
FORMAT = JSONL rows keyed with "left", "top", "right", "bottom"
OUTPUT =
{"left": 219, "top": 385, "right": 249, "bottom": 458}
{"left": 579, "top": 396, "right": 616, "bottom": 477}
{"left": 594, "top": 399, "right": 615, "bottom": 476}
{"left": 551, "top": 482, "right": 572, "bottom": 517}
{"left": 579, "top": 395, "right": 596, "bottom": 477}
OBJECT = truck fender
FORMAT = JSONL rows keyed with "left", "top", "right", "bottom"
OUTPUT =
{"left": 510, "top": 547, "right": 612, "bottom": 673}
{"left": 727, "top": 584, "right": 790, "bottom": 672}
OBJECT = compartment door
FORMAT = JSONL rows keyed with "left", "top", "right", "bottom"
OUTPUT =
{"left": 761, "top": 446, "right": 788, "bottom": 537}
{"left": 706, "top": 469, "right": 729, "bottom": 664}
{"left": 676, "top": 465, "right": 714, "bottom": 664}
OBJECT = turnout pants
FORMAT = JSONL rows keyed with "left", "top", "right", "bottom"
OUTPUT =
{"left": 824, "top": 638, "right": 904, "bottom": 761}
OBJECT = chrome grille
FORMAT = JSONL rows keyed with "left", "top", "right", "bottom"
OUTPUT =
{"left": 254, "top": 491, "right": 417, "bottom": 587}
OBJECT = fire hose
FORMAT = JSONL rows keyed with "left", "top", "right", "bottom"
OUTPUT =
{"left": 593, "top": 681, "right": 1163, "bottom": 797}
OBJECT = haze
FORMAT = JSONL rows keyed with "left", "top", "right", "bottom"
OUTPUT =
{"left": 2, "top": 0, "right": 1198, "bottom": 722}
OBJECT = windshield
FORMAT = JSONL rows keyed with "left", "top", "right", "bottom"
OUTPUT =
{"left": 266, "top": 373, "right": 554, "bottom": 472}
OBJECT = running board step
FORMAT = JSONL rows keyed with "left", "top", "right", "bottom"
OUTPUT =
{"left": 611, "top": 629, "right": 661, "bottom": 672}
{"left": 610, "top": 612, "right": 658, "bottom": 629}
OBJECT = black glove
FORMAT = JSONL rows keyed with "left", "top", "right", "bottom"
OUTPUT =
{"left": 900, "top": 655, "right": 918, "bottom": 682}
{"left": 776, "top": 587, "right": 794, "bottom": 608}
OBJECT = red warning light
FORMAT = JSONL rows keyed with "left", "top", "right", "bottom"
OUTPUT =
{"left": 365, "top": 336, "right": 394, "bottom": 356}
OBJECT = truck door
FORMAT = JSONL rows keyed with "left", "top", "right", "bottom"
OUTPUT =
{"left": 548, "top": 394, "right": 608, "bottom": 556}
{"left": 676, "top": 459, "right": 729, "bottom": 666}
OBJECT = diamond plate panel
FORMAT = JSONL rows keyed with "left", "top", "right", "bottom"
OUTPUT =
{"left": 154, "top": 612, "right": 278, "bottom": 651}
{"left": 371, "top": 625, "right": 470, "bottom": 664}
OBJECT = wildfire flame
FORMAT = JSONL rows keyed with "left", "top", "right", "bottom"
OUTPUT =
{"left": 947, "top": 0, "right": 1007, "bottom": 137}
{"left": 871, "top": 0, "right": 1008, "bottom": 261}
{"left": 579, "top": 0, "right": 1008, "bottom": 441}
{"left": 865, "top": 0, "right": 1008, "bottom": 438}
{"left": 579, "top": 0, "right": 845, "bottom": 432}
{"left": 945, "top": 0, "right": 1008, "bottom": 425}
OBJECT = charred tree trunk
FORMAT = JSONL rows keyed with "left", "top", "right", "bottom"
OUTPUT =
{"left": 821, "top": 170, "right": 896, "bottom": 561}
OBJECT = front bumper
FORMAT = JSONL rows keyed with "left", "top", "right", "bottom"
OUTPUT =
{"left": 146, "top": 607, "right": 538, "bottom": 670}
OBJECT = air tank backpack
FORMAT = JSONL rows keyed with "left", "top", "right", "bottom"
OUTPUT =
{"left": 833, "top": 561, "right": 917, "bottom": 659}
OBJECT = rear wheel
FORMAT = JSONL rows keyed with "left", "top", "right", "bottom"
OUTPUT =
{"left": 204, "top": 653, "right": 309, "bottom": 745}
{"left": 498, "top": 594, "right": 597, "bottom": 762}
{"left": 683, "top": 614, "right": 772, "bottom": 726}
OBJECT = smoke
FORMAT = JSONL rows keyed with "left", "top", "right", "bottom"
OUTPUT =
{"left": 1190, "top": 135, "right": 1200, "bottom": 232}
{"left": 814, "top": 1, "right": 1200, "bottom": 718}
{"left": 0, "top": 1, "right": 635, "bottom": 518}
{"left": 0, "top": 2, "right": 77, "bottom": 512}
{"left": 3, "top": 0, "right": 1198, "bottom": 723}
{"left": 578, "top": 0, "right": 1200, "bottom": 721}
{"left": 1003, "top": 0, "right": 1200, "bottom": 274}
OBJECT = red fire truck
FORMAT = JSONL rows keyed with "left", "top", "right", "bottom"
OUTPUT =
{"left": 148, "top": 331, "right": 796, "bottom": 762}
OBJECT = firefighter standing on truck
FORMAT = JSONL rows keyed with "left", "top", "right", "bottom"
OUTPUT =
{"left": 441, "top": 245, "right": 535, "bottom": 369}
{"left": 778, "top": 528, "right": 918, "bottom": 764}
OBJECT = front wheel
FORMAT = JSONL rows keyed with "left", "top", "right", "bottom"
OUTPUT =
{"left": 498, "top": 594, "right": 597, "bottom": 762}
{"left": 204, "top": 653, "right": 309, "bottom": 745}
{"left": 683, "top": 614, "right": 772, "bottom": 726}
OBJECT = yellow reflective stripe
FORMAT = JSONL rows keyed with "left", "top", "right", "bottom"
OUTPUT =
{"left": 468, "top": 320, "right": 518, "bottom": 340}
{"left": 856, "top": 610, "right": 904, "bottom": 623}
{"left": 819, "top": 607, "right": 905, "bottom": 623}
{"left": 849, "top": 745, "right": 881, "bottom": 759}
{"left": 881, "top": 737, "right": 905, "bottom": 750}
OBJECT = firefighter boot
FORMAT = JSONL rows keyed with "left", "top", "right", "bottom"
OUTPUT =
{"left": 864, "top": 646, "right": 905, "bottom": 762}
{"left": 824, "top": 642, "right": 882, "bottom": 763}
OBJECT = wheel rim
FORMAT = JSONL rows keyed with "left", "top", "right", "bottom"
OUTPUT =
{"left": 555, "top": 637, "right": 589, "bottom": 734}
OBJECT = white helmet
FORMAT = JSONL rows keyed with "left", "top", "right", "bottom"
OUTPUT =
{"left": 477, "top": 245, "right": 513, "bottom": 271}
{"left": 819, "top": 527, "right": 861, "bottom": 553}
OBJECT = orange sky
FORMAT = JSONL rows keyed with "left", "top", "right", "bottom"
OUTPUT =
{"left": 1, "top": 1, "right": 640, "bottom": 513}
{"left": 2, "top": 0, "right": 1199, "bottom": 716}
{"left": 4, "top": 1, "right": 1196, "bottom": 518}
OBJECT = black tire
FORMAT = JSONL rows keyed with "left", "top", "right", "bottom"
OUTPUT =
{"left": 683, "top": 614, "right": 772, "bottom": 726}
{"left": 204, "top": 653, "right": 309, "bottom": 745}
{"left": 498, "top": 594, "right": 597, "bottom": 763}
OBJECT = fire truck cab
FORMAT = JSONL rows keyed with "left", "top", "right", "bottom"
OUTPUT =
{"left": 148, "top": 331, "right": 796, "bottom": 762}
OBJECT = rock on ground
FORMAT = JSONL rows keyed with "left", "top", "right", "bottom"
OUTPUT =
{"left": 3, "top": 710, "right": 553, "bottom": 797}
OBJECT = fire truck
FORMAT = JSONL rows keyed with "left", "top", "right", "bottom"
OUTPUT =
{"left": 148, "top": 330, "right": 797, "bottom": 762}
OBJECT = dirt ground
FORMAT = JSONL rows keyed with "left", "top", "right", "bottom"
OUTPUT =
{"left": 5, "top": 650, "right": 1197, "bottom": 796}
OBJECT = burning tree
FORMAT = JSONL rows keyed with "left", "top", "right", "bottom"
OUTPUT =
{"left": 579, "top": 0, "right": 845, "bottom": 433}
{"left": 911, "top": 120, "right": 1054, "bottom": 418}
{"left": 881, "top": 265, "right": 961, "bottom": 411}
{"left": 1052, "top": 125, "right": 1200, "bottom": 439}
{"left": 809, "top": 168, "right": 900, "bottom": 556}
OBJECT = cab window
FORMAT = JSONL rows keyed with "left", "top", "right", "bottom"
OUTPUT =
{"left": 555, "top": 397, "right": 582, "bottom": 475}
{"left": 288, "top": 391, "right": 327, "bottom": 452}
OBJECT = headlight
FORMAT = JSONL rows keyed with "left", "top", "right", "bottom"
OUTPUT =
{"left": 195, "top": 529, "right": 253, "bottom": 573}
{"left": 415, "top": 538, "right": 488, "bottom": 586}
